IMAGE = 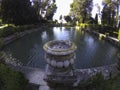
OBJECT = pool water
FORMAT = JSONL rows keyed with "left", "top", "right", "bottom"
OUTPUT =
{"left": 3, "top": 27, "right": 119, "bottom": 69}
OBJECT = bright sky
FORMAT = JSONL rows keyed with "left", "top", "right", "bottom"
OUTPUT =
{"left": 53, "top": 0, "right": 103, "bottom": 20}
{"left": 53, "top": 0, "right": 73, "bottom": 20}
{"left": 92, "top": 0, "right": 103, "bottom": 18}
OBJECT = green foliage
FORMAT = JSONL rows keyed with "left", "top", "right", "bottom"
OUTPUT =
{"left": 77, "top": 72, "right": 120, "bottom": 90}
{"left": 32, "top": 0, "right": 57, "bottom": 21}
{"left": 80, "top": 23, "right": 87, "bottom": 28}
{"left": 0, "top": 25, "right": 16, "bottom": 37}
{"left": 1, "top": 0, "right": 57, "bottom": 24}
{"left": 101, "top": 4, "right": 116, "bottom": 27}
{"left": 64, "top": 15, "right": 72, "bottom": 23}
{"left": 0, "top": 25, "right": 39, "bottom": 38}
{"left": 79, "top": 23, "right": 118, "bottom": 37}
{"left": 45, "top": 3, "right": 57, "bottom": 20}
{"left": 16, "top": 25, "right": 38, "bottom": 32}
{"left": 0, "top": 64, "right": 28, "bottom": 90}
{"left": 118, "top": 29, "right": 120, "bottom": 40}
{"left": 86, "top": 17, "right": 96, "bottom": 24}
{"left": 70, "top": 0, "right": 93, "bottom": 23}
{"left": 1, "top": 0, "right": 39, "bottom": 25}
{"left": 101, "top": 0, "right": 120, "bottom": 27}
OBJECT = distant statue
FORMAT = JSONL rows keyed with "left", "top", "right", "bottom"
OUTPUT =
{"left": 59, "top": 15, "right": 63, "bottom": 26}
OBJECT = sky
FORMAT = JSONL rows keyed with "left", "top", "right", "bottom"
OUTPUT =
{"left": 53, "top": 0, "right": 103, "bottom": 20}
{"left": 53, "top": 0, "right": 73, "bottom": 20}
{"left": 92, "top": 0, "right": 103, "bottom": 18}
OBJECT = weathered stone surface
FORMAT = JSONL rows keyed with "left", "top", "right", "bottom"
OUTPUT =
{"left": 43, "top": 40, "right": 77, "bottom": 87}
{"left": 8, "top": 63, "right": 119, "bottom": 90}
{"left": 74, "top": 64, "right": 119, "bottom": 86}
{"left": 43, "top": 40, "right": 77, "bottom": 55}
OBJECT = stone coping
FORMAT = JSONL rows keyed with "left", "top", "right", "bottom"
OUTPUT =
{"left": 88, "top": 30, "right": 120, "bottom": 47}
{"left": 8, "top": 63, "right": 119, "bottom": 89}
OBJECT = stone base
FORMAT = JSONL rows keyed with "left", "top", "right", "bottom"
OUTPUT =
{"left": 44, "top": 65, "right": 77, "bottom": 88}
{"left": 44, "top": 75, "right": 77, "bottom": 88}
{"left": 45, "top": 64, "right": 75, "bottom": 75}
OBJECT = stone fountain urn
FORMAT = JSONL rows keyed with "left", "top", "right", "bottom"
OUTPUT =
{"left": 43, "top": 40, "right": 77, "bottom": 87}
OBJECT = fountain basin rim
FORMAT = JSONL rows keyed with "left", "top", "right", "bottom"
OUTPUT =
{"left": 43, "top": 40, "right": 77, "bottom": 55}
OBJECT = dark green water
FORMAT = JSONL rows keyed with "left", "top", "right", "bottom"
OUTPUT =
{"left": 3, "top": 27, "right": 119, "bottom": 69}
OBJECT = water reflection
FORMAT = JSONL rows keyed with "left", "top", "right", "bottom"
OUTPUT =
{"left": 3, "top": 27, "right": 119, "bottom": 69}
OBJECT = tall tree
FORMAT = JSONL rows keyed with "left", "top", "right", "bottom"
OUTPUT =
{"left": 95, "top": 14, "right": 98, "bottom": 24}
{"left": 31, "top": 0, "right": 57, "bottom": 20}
{"left": 102, "top": 0, "right": 119, "bottom": 27}
{"left": 31, "top": 0, "right": 42, "bottom": 20}
{"left": 45, "top": 2, "right": 57, "bottom": 20}
{"left": 101, "top": 5, "right": 110, "bottom": 25}
{"left": 64, "top": 15, "right": 72, "bottom": 23}
{"left": 114, "top": 0, "right": 120, "bottom": 27}
{"left": 1, "top": 0, "right": 38, "bottom": 25}
{"left": 70, "top": 0, "right": 93, "bottom": 23}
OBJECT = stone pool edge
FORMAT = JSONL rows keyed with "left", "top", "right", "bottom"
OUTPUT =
{"left": 2, "top": 26, "right": 120, "bottom": 50}
{"left": 2, "top": 26, "right": 120, "bottom": 89}
{"left": 83, "top": 28, "right": 120, "bottom": 48}
{"left": 1, "top": 26, "right": 49, "bottom": 48}
{"left": 7, "top": 63, "right": 119, "bottom": 89}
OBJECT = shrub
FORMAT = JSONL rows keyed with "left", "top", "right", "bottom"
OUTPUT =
{"left": 78, "top": 23, "right": 118, "bottom": 38}
{"left": 77, "top": 72, "right": 120, "bottom": 90}
{"left": 0, "top": 24, "right": 38, "bottom": 38}
{"left": 0, "top": 26, "right": 16, "bottom": 37}
{"left": 0, "top": 64, "right": 28, "bottom": 90}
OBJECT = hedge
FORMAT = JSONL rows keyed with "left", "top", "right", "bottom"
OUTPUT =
{"left": 0, "top": 24, "right": 39, "bottom": 38}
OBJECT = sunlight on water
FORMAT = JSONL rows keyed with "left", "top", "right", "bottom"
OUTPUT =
{"left": 3, "top": 27, "right": 119, "bottom": 69}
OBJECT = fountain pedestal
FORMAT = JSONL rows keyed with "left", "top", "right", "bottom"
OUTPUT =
{"left": 43, "top": 40, "right": 77, "bottom": 87}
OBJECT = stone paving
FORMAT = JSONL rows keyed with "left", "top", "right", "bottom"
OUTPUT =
{"left": 74, "top": 64, "right": 119, "bottom": 86}
{"left": 9, "top": 63, "right": 119, "bottom": 90}
{"left": 10, "top": 66, "right": 49, "bottom": 90}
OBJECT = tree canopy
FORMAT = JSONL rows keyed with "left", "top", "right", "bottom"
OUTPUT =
{"left": 32, "top": 0, "right": 57, "bottom": 20}
{"left": 64, "top": 15, "right": 72, "bottom": 23}
{"left": 70, "top": 0, "right": 93, "bottom": 23}
{"left": 0, "top": 0, "right": 57, "bottom": 25}
{"left": 45, "top": 2, "right": 57, "bottom": 20}
{"left": 1, "top": 0, "right": 39, "bottom": 25}
{"left": 101, "top": 0, "right": 120, "bottom": 27}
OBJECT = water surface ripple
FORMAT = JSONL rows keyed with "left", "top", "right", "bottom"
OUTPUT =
{"left": 3, "top": 27, "right": 119, "bottom": 69}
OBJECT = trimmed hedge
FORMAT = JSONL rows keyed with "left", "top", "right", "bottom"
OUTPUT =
{"left": 79, "top": 23, "right": 118, "bottom": 38}
{"left": 0, "top": 26, "right": 16, "bottom": 37}
{"left": 0, "top": 24, "right": 39, "bottom": 38}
